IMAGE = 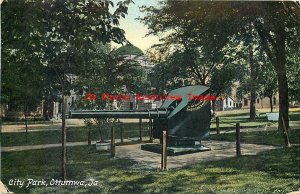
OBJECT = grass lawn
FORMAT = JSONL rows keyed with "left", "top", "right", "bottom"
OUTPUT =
{"left": 1, "top": 123, "right": 150, "bottom": 147}
{"left": 210, "top": 110, "right": 300, "bottom": 130}
{"left": 1, "top": 145, "right": 299, "bottom": 194}
{"left": 2, "top": 110, "right": 299, "bottom": 147}
{"left": 210, "top": 129, "right": 300, "bottom": 146}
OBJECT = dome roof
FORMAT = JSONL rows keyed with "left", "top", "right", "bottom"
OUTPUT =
{"left": 114, "top": 44, "right": 144, "bottom": 56}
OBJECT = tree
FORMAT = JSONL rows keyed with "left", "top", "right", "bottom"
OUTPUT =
{"left": 140, "top": 2, "right": 232, "bottom": 86}
{"left": 141, "top": 1, "right": 300, "bottom": 146}
{"left": 257, "top": 58, "right": 278, "bottom": 112}
{"left": 209, "top": 63, "right": 245, "bottom": 112}
{"left": 2, "top": 0, "right": 133, "bottom": 180}
{"left": 2, "top": 0, "right": 45, "bottom": 139}
{"left": 73, "top": 42, "right": 149, "bottom": 144}
{"left": 286, "top": 40, "right": 300, "bottom": 104}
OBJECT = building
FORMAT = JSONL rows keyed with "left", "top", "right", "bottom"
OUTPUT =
{"left": 213, "top": 81, "right": 280, "bottom": 111}
{"left": 113, "top": 44, "right": 153, "bottom": 74}
{"left": 214, "top": 97, "right": 235, "bottom": 111}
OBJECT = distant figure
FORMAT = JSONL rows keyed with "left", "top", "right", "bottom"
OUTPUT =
{"left": 210, "top": 109, "right": 215, "bottom": 118}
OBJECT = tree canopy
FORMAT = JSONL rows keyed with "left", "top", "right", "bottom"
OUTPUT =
{"left": 141, "top": 1, "right": 300, "bottom": 146}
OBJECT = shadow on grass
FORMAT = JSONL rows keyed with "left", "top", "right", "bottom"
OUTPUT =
{"left": 2, "top": 144, "right": 299, "bottom": 194}
{"left": 210, "top": 129, "right": 300, "bottom": 146}
{"left": 1, "top": 122, "right": 150, "bottom": 147}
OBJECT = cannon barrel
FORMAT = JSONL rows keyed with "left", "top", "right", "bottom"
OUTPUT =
{"left": 69, "top": 109, "right": 169, "bottom": 119}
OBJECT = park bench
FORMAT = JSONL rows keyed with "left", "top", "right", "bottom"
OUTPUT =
{"left": 266, "top": 112, "right": 279, "bottom": 121}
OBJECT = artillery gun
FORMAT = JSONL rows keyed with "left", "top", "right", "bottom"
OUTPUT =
{"left": 70, "top": 85, "right": 212, "bottom": 155}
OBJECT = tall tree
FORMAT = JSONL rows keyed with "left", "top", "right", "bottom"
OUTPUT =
{"left": 142, "top": 1, "right": 300, "bottom": 146}
{"left": 2, "top": 0, "right": 133, "bottom": 180}
{"left": 2, "top": 0, "right": 45, "bottom": 134}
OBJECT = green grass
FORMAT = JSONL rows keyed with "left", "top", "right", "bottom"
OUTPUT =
{"left": 210, "top": 129, "right": 300, "bottom": 146}
{"left": 289, "top": 110, "right": 300, "bottom": 121}
{"left": 1, "top": 123, "right": 150, "bottom": 147}
{"left": 1, "top": 117, "right": 46, "bottom": 125}
{"left": 2, "top": 111, "right": 299, "bottom": 147}
{"left": 211, "top": 110, "right": 300, "bottom": 130}
{"left": 1, "top": 145, "right": 299, "bottom": 193}
{"left": 210, "top": 114, "right": 268, "bottom": 129}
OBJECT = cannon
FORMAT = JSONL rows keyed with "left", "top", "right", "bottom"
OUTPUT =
{"left": 70, "top": 85, "right": 212, "bottom": 155}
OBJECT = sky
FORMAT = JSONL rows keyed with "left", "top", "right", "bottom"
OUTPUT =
{"left": 111, "top": 0, "right": 161, "bottom": 52}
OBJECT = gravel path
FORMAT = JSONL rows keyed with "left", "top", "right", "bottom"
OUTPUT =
{"left": 115, "top": 140, "right": 282, "bottom": 169}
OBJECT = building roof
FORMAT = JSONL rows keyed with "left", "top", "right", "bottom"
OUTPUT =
{"left": 114, "top": 44, "right": 144, "bottom": 56}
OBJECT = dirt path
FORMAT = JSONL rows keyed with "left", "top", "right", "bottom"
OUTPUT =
{"left": 115, "top": 140, "right": 281, "bottom": 169}
{"left": 0, "top": 119, "right": 148, "bottom": 133}
{"left": 1, "top": 119, "right": 85, "bottom": 133}
{"left": 1, "top": 141, "right": 91, "bottom": 152}
{"left": 1, "top": 138, "right": 141, "bottom": 152}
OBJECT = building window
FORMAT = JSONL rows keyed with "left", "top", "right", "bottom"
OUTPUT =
{"left": 273, "top": 97, "right": 276, "bottom": 105}
{"left": 257, "top": 98, "right": 260, "bottom": 104}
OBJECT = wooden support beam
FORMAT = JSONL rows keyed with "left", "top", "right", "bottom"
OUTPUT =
{"left": 161, "top": 129, "right": 167, "bottom": 170}
{"left": 149, "top": 118, "right": 153, "bottom": 143}
{"left": 120, "top": 123, "right": 124, "bottom": 144}
{"left": 111, "top": 126, "right": 115, "bottom": 157}
{"left": 139, "top": 118, "right": 142, "bottom": 141}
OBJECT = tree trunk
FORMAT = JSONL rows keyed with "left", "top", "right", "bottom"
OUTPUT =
{"left": 274, "top": 24, "right": 290, "bottom": 147}
{"left": 269, "top": 95, "right": 273, "bottom": 112}
{"left": 255, "top": 20, "right": 290, "bottom": 147}
{"left": 43, "top": 99, "right": 50, "bottom": 121}
{"left": 212, "top": 100, "right": 216, "bottom": 113}
{"left": 277, "top": 70, "right": 290, "bottom": 137}
{"left": 24, "top": 106, "right": 28, "bottom": 143}
{"left": 250, "top": 89, "right": 256, "bottom": 120}
{"left": 88, "top": 126, "right": 91, "bottom": 146}
{"left": 249, "top": 45, "right": 256, "bottom": 120}
{"left": 61, "top": 79, "right": 67, "bottom": 181}
{"left": 99, "top": 125, "right": 104, "bottom": 142}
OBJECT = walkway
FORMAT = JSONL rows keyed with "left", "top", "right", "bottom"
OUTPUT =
{"left": 115, "top": 140, "right": 281, "bottom": 169}
{"left": 1, "top": 119, "right": 85, "bottom": 133}
{"left": 1, "top": 118, "right": 147, "bottom": 133}
{"left": 1, "top": 138, "right": 141, "bottom": 152}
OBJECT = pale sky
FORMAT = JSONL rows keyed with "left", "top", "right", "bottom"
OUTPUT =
{"left": 111, "top": 0, "right": 161, "bottom": 53}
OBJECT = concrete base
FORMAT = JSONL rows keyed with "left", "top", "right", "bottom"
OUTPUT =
{"left": 141, "top": 144, "right": 211, "bottom": 156}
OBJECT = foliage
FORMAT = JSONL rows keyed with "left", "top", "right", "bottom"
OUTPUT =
{"left": 1, "top": 0, "right": 44, "bottom": 115}
{"left": 72, "top": 42, "right": 148, "bottom": 141}
{"left": 2, "top": 0, "right": 134, "bottom": 180}
{"left": 140, "top": 1, "right": 235, "bottom": 86}
{"left": 141, "top": 1, "right": 300, "bottom": 144}
{"left": 286, "top": 46, "right": 300, "bottom": 102}
{"left": 1, "top": 0, "right": 134, "bottom": 111}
